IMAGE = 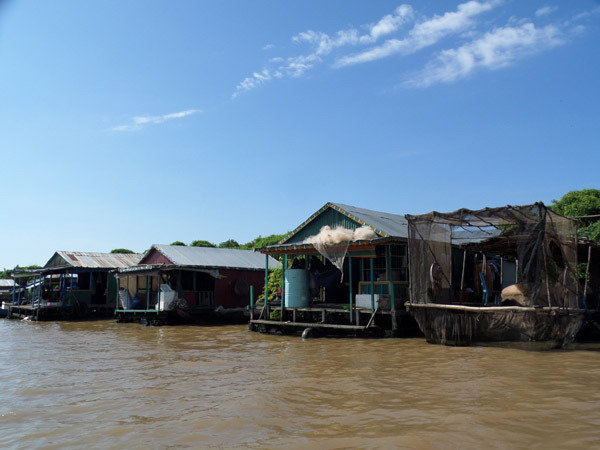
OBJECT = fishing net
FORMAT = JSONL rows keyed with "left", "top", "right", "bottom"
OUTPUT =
{"left": 305, "top": 225, "right": 377, "bottom": 281}
{"left": 406, "top": 203, "right": 579, "bottom": 308}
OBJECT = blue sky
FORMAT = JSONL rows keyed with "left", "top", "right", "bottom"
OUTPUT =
{"left": 1, "top": 0, "right": 599, "bottom": 269}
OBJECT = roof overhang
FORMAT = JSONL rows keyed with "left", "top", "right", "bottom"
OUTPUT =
{"left": 258, "top": 236, "right": 406, "bottom": 256}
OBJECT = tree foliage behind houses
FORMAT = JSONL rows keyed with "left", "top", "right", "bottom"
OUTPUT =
{"left": 551, "top": 189, "right": 600, "bottom": 241}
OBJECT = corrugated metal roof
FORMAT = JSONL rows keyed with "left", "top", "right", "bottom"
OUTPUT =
{"left": 0, "top": 279, "right": 16, "bottom": 287}
{"left": 331, "top": 203, "right": 408, "bottom": 238}
{"left": 149, "top": 245, "right": 277, "bottom": 270}
{"left": 45, "top": 251, "right": 142, "bottom": 269}
{"left": 281, "top": 202, "right": 408, "bottom": 245}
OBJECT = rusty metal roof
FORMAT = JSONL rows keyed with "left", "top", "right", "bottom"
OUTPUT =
{"left": 45, "top": 251, "right": 142, "bottom": 270}
{"left": 0, "top": 279, "right": 17, "bottom": 288}
{"left": 147, "top": 245, "right": 277, "bottom": 270}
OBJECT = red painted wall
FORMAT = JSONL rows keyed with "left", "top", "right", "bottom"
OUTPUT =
{"left": 216, "top": 269, "right": 265, "bottom": 308}
{"left": 141, "top": 249, "right": 172, "bottom": 265}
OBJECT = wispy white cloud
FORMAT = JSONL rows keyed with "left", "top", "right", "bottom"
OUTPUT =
{"left": 233, "top": 0, "right": 586, "bottom": 96}
{"left": 572, "top": 6, "right": 600, "bottom": 22}
{"left": 406, "top": 22, "right": 563, "bottom": 87}
{"left": 262, "top": 44, "right": 275, "bottom": 51}
{"left": 535, "top": 6, "right": 558, "bottom": 17}
{"left": 233, "top": 4, "right": 413, "bottom": 97}
{"left": 112, "top": 109, "right": 200, "bottom": 132}
{"left": 335, "top": 0, "right": 499, "bottom": 67}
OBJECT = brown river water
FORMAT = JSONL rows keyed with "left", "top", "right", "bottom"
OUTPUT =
{"left": 1, "top": 320, "right": 599, "bottom": 449}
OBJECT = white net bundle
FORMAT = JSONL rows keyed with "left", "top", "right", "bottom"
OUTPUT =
{"left": 305, "top": 225, "right": 378, "bottom": 281}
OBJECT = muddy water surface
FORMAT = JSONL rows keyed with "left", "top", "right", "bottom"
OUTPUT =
{"left": 0, "top": 320, "right": 599, "bottom": 449}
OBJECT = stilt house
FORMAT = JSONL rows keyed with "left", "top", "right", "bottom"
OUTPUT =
{"left": 115, "top": 244, "right": 278, "bottom": 325}
{"left": 8, "top": 251, "right": 142, "bottom": 320}
{"left": 250, "top": 202, "right": 418, "bottom": 337}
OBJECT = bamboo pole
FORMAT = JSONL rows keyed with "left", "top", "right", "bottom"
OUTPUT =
{"left": 584, "top": 245, "right": 592, "bottom": 300}
{"left": 542, "top": 244, "right": 552, "bottom": 308}
{"left": 407, "top": 302, "right": 585, "bottom": 313}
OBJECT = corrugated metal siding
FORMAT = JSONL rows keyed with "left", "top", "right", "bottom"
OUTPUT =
{"left": 216, "top": 269, "right": 265, "bottom": 308}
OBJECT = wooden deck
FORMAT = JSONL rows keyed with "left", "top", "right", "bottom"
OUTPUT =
{"left": 6, "top": 304, "right": 114, "bottom": 321}
{"left": 248, "top": 302, "right": 419, "bottom": 337}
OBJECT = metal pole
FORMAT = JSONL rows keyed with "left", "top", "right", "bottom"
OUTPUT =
{"left": 348, "top": 256, "right": 353, "bottom": 323}
{"left": 370, "top": 257, "right": 375, "bottom": 314}
{"left": 12, "top": 277, "right": 16, "bottom": 305}
{"left": 264, "top": 255, "right": 269, "bottom": 318}
{"left": 460, "top": 250, "right": 467, "bottom": 291}
{"left": 281, "top": 254, "right": 287, "bottom": 321}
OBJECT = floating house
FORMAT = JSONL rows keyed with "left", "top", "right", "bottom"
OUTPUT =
{"left": 249, "top": 202, "right": 419, "bottom": 337}
{"left": 404, "top": 203, "right": 591, "bottom": 347}
{"left": 115, "top": 244, "right": 278, "bottom": 325}
{"left": 0, "top": 279, "right": 19, "bottom": 317}
{"left": 8, "top": 251, "right": 141, "bottom": 321}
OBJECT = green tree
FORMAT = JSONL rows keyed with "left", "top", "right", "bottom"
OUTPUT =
{"left": 110, "top": 248, "right": 135, "bottom": 254}
{"left": 258, "top": 267, "right": 283, "bottom": 302}
{"left": 218, "top": 239, "right": 240, "bottom": 249}
{"left": 551, "top": 189, "right": 600, "bottom": 241}
{"left": 190, "top": 240, "right": 216, "bottom": 247}
{"left": 10, "top": 265, "right": 42, "bottom": 285}
{"left": 170, "top": 241, "right": 187, "bottom": 246}
{"left": 241, "top": 233, "right": 288, "bottom": 250}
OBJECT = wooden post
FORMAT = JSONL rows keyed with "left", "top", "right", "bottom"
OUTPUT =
{"left": 12, "top": 277, "right": 16, "bottom": 305}
{"left": 250, "top": 285, "right": 254, "bottom": 321}
{"left": 387, "top": 246, "right": 395, "bottom": 310}
{"left": 116, "top": 276, "right": 120, "bottom": 310}
{"left": 146, "top": 275, "right": 150, "bottom": 311}
{"left": 584, "top": 245, "right": 592, "bottom": 300}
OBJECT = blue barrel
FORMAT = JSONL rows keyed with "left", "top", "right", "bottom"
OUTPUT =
{"left": 284, "top": 269, "right": 310, "bottom": 307}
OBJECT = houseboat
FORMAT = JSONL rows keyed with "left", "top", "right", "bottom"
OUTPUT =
{"left": 404, "top": 203, "right": 587, "bottom": 347}
{"left": 8, "top": 251, "right": 141, "bottom": 321}
{"left": 114, "top": 244, "right": 278, "bottom": 325}
{"left": 249, "top": 202, "right": 419, "bottom": 337}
